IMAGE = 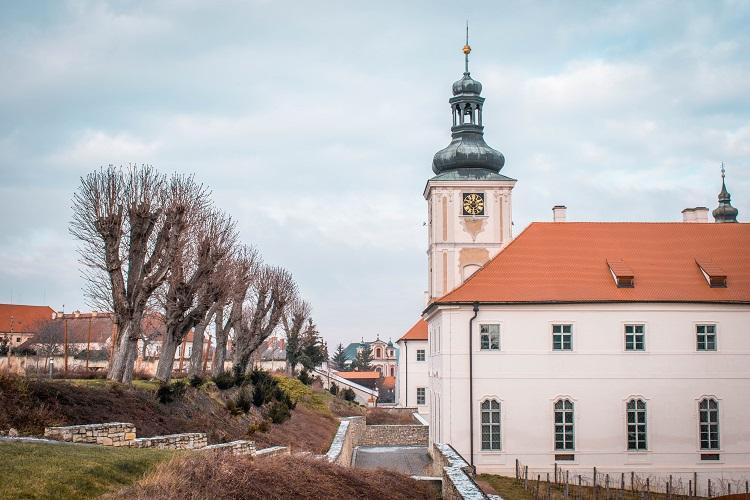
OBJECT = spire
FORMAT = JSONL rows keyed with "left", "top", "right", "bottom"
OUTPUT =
{"left": 712, "top": 162, "right": 739, "bottom": 223}
{"left": 432, "top": 26, "right": 505, "bottom": 176}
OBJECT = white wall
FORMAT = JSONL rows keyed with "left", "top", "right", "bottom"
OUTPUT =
{"left": 396, "top": 339, "right": 429, "bottom": 414}
{"left": 428, "top": 302, "right": 750, "bottom": 479}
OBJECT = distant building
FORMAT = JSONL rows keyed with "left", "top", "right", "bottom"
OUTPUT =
{"left": 395, "top": 319, "right": 429, "bottom": 414}
{"left": 250, "top": 336, "right": 287, "bottom": 372}
{"left": 342, "top": 337, "right": 398, "bottom": 376}
{"left": 0, "top": 304, "right": 55, "bottom": 348}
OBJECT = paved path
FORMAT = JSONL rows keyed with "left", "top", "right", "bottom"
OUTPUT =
{"left": 353, "top": 446, "right": 432, "bottom": 476}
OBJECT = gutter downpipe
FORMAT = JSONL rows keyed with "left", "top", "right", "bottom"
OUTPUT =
{"left": 469, "top": 301, "right": 479, "bottom": 471}
{"left": 404, "top": 341, "right": 408, "bottom": 406}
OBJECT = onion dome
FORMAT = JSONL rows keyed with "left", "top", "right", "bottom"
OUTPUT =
{"left": 432, "top": 28, "right": 505, "bottom": 175}
{"left": 713, "top": 163, "right": 739, "bottom": 223}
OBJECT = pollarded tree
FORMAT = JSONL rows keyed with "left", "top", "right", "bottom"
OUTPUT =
{"left": 155, "top": 206, "right": 238, "bottom": 382}
{"left": 70, "top": 166, "right": 200, "bottom": 383}
{"left": 330, "top": 343, "right": 348, "bottom": 371}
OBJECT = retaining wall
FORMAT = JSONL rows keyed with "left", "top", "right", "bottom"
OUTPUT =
{"left": 203, "top": 440, "right": 256, "bottom": 456}
{"left": 43, "top": 423, "right": 136, "bottom": 447}
{"left": 254, "top": 445, "right": 290, "bottom": 459}
{"left": 432, "top": 443, "right": 488, "bottom": 500}
{"left": 325, "top": 416, "right": 365, "bottom": 466}
{"left": 130, "top": 433, "right": 207, "bottom": 450}
{"left": 360, "top": 424, "right": 429, "bottom": 447}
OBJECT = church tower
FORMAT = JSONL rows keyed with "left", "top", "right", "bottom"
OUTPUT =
{"left": 425, "top": 30, "right": 516, "bottom": 300}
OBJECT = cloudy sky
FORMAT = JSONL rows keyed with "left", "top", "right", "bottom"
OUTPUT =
{"left": 1, "top": 1, "right": 748, "bottom": 347}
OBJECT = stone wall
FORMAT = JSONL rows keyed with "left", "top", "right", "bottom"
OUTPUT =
{"left": 203, "top": 440, "right": 256, "bottom": 456}
{"left": 130, "top": 433, "right": 207, "bottom": 450}
{"left": 432, "top": 443, "right": 488, "bottom": 500}
{"left": 325, "top": 416, "right": 365, "bottom": 466}
{"left": 254, "top": 445, "right": 290, "bottom": 459}
{"left": 360, "top": 424, "right": 429, "bottom": 447}
{"left": 44, "top": 423, "right": 136, "bottom": 447}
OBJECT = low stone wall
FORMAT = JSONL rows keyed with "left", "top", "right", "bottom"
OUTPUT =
{"left": 325, "top": 416, "right": 365, "bottom": 466}
{"left": 432, "top": 443, "right": 488, "bottom": 500}
{"left": 130, "top": 433, "right": 207, "bottom": 450}
{"left": 203, "top": 440, "right": 256, "bottom": 456}
{"left": 44, "top": 423, "right": 136, "bottom": 447}
{"left": 360, "top": 424, "right": 429, "bottom": 447}
{"left": 254, "top": 446, "right": 290, "bottom": 459}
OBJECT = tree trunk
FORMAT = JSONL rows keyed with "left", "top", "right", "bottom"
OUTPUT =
{"left": 212, "top": 309, "right": 227, "bottom": 376}
{"left": 121, "top": 338, "right": 139, "bottom": 384}
{"left": 155, "top": 328, "right": 180, "bottom": 382}
{"left": 188, "top": 307, "right": 215, "bottom": 378}
{"left": 108, "top": 321, "right": 133, "bottom": 382}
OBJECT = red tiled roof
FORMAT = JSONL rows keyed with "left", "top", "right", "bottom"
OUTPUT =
{"left": 334, "top": 370, "right": 381, "bottom": 380}
{"left": 380, "top": 376, "right": 396, "bottom": 389}
{"left": 0, "top": 304, "right": 55, "bottom": 333}
{"left": 399, "top": 319, "right": 428, "bottom": 341}
{"left": 436, "top": 222, "right": 750, "bottom": 305}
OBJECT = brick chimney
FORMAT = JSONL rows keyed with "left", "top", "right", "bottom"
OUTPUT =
{"left": 682, "top": 207, "right": 709, "bottom": 223}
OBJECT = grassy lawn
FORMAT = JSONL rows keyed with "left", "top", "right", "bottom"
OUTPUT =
{"left": 60, "top": 378, "right": 161, "bottom": 391}
{"left": 0, "top": 442, "right": 173, "bottom": 499}
{"left": 478, "top": 474, "right": 536, "bottom": 500}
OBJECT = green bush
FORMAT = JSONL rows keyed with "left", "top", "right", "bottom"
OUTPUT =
{"left": 342, "top": 388, "right": 356, "bottom": 402}
{"left": 156, "top": 380, "right": 187, "bottom": 404}
{"left": 252, "top": 385, "right": 267, "bottom": 407}
{"left": 225, "top": 398, "right": 242, "bottom": 416}
{"left": 247, "top": 419, "right": 270, "bottom": 436}
{"left": 212, "top": 372, "right": 234, "bottom": 390}
{"left": 297, "top": 370, "right": 312, "bottom": 385}
{"left": 267, "top": 400, "right": 291, "bottom": 424}
{"left": 189, "top": 375, "right": 204, "bottom": 388}
{"left": 329, "top": 383, "right": 339, "bottom": 396}
{"left": 234, "top": 387, "right": 253, "bottom": 413}
{"left": 232, "top": 365, "right": 246, "bottom": 387}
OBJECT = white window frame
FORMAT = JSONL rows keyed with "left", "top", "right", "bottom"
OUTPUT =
{"left": 416, "top": 349, "right": 426, "bottom": 362}
{"left": 624, "top": 323, "right": 646, "bottom": 351}
{"left": 416, "top": 387, "right": 426, "bottom": 406}
{"left": 552, "top": 323, "right": 573, "bottom": 351}
{"left": 698, "top": 397, "right": 720, "bottom": 450}
{"left": 696, "top": 323, "right": 717, "bottom": 351}
{"left": 626, "top": 398, "right": 648, "bottom": 451}
{"left": 480, "top": 398, "right": 502, "bottom": 451}
{"left": 554, "top": 398, "right": 575, "bottom": 451}
{"left": 479, "top": 323, "right": 500, "bottom": 351}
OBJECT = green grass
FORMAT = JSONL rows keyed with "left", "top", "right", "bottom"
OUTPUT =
{"left": 0, "top": 442, "right": 173, "bottom": 499}
{"left": 478, "top": 474, "right": 536, "bottom": 500}
{"left": 58, "top": 378, "right": 161, "bottom": 391}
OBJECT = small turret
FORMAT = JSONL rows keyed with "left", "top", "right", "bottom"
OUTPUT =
{"left": 712, "top": 163, "right": 739, "bottom": 223}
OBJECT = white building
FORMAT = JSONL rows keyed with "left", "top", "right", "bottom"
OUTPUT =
{"left": 396, "top": 319, "right": 429, "bottom": 414}
{"left": 420, "top": 41, "right": 749, "bottom": 484}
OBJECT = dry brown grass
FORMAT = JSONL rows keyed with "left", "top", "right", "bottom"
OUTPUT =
{"left": 109, "top": 451, "right": 439, "bottom": 500}
{"left": 366, "top": 407, "right": 417, "bottom": 425}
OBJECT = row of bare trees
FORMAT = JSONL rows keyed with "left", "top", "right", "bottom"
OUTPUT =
{"left": 70, "top": 165, "right": 304, "bottom": 384}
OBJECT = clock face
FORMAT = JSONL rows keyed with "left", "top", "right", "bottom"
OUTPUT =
{"left": 462, "top": 193, "right": 485, "bottom": 216}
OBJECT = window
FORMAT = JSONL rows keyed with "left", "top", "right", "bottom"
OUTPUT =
{"left": 554, "top": 399, "right": 574, "bottom": 450}
{"left": 416, "top": 387, "right": 426, "bottom": 405}
{"left": 625, "top": 324, "right": 645, "bottom": 351}
{"left": 699, "top": 398, "right": 720, "bottom": 450}
{"left": 481, "top": 399, "right": 501, "bottom": 450}
{"left": 375, "top": 348, "right": 382, "bottom": 358}
{"left": 15, "top": 337, "right": 21, "bottom": 343}
{"left": 480, "top": 324, "right": 500, "bottom": 350}
{"left": 627, "top": 399, "right": 647, "bottom": 450}
{"left": 696, "top": 325, "right": 717, "bottom": 351}
{"left": 416, "top": 349, "right": 426, "bottom": 361}
{"left": 552, "top": 324, "right": 573, "bottom": 351}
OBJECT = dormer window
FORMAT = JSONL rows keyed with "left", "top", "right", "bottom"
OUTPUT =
{"left": 607, "top": 259, "right": 634, "bottom": 288}
{"left": 696, "top": 259, "right": 727, "bottom": 288}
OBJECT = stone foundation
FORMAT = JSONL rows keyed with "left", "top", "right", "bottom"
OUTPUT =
{"left": 44, "top": 423, "right": 136, "bottom": 447}
{"left": 203, "top": 440, "right": 256, "bottom": 456}
{"left": 360, "top": 424, "right": 429, "bottom": 447}
{"left": 130, "top": 433, "right": 207, "bottom": 450}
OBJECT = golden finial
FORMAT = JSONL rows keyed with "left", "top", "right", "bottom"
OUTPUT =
{"left": 463, "top": 44, "right": 471, "bottom": 55}
{"left": 463, "top": 21, "right": 471, "bottom": 73}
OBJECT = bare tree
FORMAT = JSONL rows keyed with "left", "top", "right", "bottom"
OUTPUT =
{"left": 70, "top": 166, "right": 201, "bottom": 383}
{"left": 211, "top": 246, "right": 259, "bottom": 376}
{"left": 32, "top": 320, "right": 64, "bottom": 366}
{"left": 233, "top": 265, "right": 296, "bottom": 374}
{"left": 154, "top": 208, "right": 237, "bottom": 382}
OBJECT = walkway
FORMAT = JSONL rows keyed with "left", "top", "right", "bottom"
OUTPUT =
{"left": 353, "top": 446, "right": 432, "bottom": 476}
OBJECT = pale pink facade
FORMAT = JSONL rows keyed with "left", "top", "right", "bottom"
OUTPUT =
{"left": 396, "top": 338, "right": 429, "bottom": 414}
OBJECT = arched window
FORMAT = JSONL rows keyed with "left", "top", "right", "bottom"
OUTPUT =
{"left": 699, "top": 398, "right": 720, "bottom": 450}
{"left": 554, "top": 399, "right": 574, "bottom": 451}
{"left": 375, "top": 366, "right": 382, "bottom": 374}
{"left": 481, "top": 399, "right": 501, "bottom": 450}
{"left": 390, "top": 366, "right": 395, "bottom": 376}
{"left": 626, "top": 399, "right": 647, "bottom": 450}
{"left": 375, "top": 348, "right": 382, "bottom": 358}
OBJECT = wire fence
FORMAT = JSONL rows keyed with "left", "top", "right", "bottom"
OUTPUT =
{"left": 513, "top": 459, "right": 750, "bottom": 500}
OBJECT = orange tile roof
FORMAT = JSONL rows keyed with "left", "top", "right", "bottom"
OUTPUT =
{"left": 334, "top": 370, "right": 381, "bottom": 379}
{"left": 0, "top": 304, "right": 55, "bottom": 333}
{"left": 435, "top": 222, "right": 750, "bottom": 305}
{"left": 398, "top": 319, "right": 428, "bottom": 341}
{"left": 380, "top": 376, "right": 396, "bottom": 389}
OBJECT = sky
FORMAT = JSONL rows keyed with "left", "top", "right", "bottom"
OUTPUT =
{"left": 0, "top": 1, "right": 748, "bottom": 348}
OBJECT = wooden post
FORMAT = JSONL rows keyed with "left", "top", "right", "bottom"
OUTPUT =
{"left": 525, "top": 466, "right": 529, "bottom": 490}
{"left": 667, "top": 475, "right": 672, "bottom": 500}
{"left": 689, "top": 480, "right": 692, "bottom": 499}
{"left": 63, "top": 315, "right": 69, "bottom": 375}
{"left": 646, "top": 478, "right": 650, "bottom": 500}
{"left": 86, "top": 315, "right": 92, "bottom": 370}
{"left": 606, "top": 474, "right": 610, "bottom": 500}
{"left": 593, "top": 467, "right": 598, "bottom": 500}
{"left": 631, "top": 472, "right": 635, "bottom": 493}
{"left": 565, "top": 471, "right": 570, "bottom": 500}
{"left": 708, "top": 479, "right": 711, "bottom": 498}
{"left": 516, "top": 459, "right": 520, "bottom": 481}
{"left": 694, "top": 473, "right": 698, "bottom": 498}
{"left": 745, "top": 480, "right": 748, "bottom": 494}
{"left": 555, "top": 463, "right": 558, "bottom": 484}
{"left": 728, "top": 484, "right": 731, "bottom": 496}
{"left": 536, "top": 474, "right": 541, "bottom": 500}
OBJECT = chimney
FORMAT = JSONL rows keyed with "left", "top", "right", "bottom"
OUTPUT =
{"left": 682, "top": 207, "right": 709, "bottom": 223}
{"left": 552, "top": 205, "right": 567, "bottom": 222}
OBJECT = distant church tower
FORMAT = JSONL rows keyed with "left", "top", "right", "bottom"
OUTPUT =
{"left": 425, "top": 30, "right": 516, "bottom": 300}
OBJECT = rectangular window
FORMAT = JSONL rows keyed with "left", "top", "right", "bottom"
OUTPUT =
{"left": 416, "top": 387, "right": 426, "bottom": 405}
{"left": 554, "top": 400, "right": 574, "bottom": 451}
{"left": 480, "top": 324, "right": 500, "bottom": 350}
{"left": 481, "top": 400, "right": 501, "bottom": 450}
{"left": 699, "top": 399, "right": 720, "bottom": 450}
{"left": 552, "top": 324, "right": 573, "bottom": 351}
{"left": 625, "top": 324, "right": 645, "bottom": 351}
{"left": 627, "top": 399, "right": 647, "bottom": 450}
{"left": 696, "top": 324, "right": 717, "bottom": 351}
{"left": 416, "top": 349, "right": 426, "bottom": 361}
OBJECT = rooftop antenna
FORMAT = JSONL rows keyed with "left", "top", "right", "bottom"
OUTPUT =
{"left": 463, "top": 20, "right": 472, "bottom": 74}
